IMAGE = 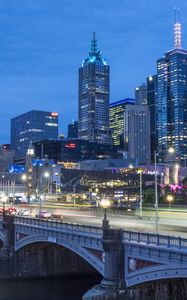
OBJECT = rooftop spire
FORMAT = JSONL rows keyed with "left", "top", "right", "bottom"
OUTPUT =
{"left": 174, "top": 8, "right": 182, "bottom": 49}
{"left": 90, "top": 32, "right": 98, "bottom": 54}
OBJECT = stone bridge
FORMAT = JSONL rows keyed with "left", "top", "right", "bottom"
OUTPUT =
{"left": 1, "top": 214, "right": 187, "bottom": 299}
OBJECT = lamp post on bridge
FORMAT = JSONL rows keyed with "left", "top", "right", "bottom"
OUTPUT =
{"left": 100, "top": 199, "right": 110, "bottom": 229}
{"left": 154, "top": 147, "right": 175, "bottom": 234}
{"left": 129, "top": 164, "right": 143, "bottom": 218}
{"left": 154, "top": 150, "right": 159, "bottom": 234}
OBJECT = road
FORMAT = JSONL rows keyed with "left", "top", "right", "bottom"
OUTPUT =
{"left": 16, "top": 204, "right": 187, "bottom": 238}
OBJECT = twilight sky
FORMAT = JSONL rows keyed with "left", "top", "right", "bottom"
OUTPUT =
{"left": 1, "top": 0, "right": 187, "bottom": 143}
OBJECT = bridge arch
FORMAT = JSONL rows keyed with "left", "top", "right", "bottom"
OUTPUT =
{"left": 15, "top": 235, "right": 104, "bottom": 275}
{"left": 127, "top": 264, "right": 187, "bottom": 287}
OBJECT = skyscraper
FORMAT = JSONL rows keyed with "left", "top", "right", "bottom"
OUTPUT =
{"left": 146, "top": 75, "right": 157, "bottom": 162}
{"left": 135, "top": 83, "right": 147, "bottom": 106}
{"left": 67, "top": 121, "right": 78, "bottom": 139}
{"left": 157, "top": 10, "right": 187, "bottom": 165}
{"left": 78, "top": 33, "right": 111, "bottom": 144}
{"left": 109, "top": 98, "right": 135, "bottom": 148}
{"left": 11, "top": 110, "right": 58, "bottom": 157}
{"left": 124, "top": 105, "right": 151, "bottom": 165}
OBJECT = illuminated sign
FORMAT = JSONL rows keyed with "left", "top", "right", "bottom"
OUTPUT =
{"left": 51, "top": 112, "right": 58, "bottom": 117}
{"left": 32, "top": 159, "right": 54, "bottom": 167}
{"left": 65, "top": 143, "right": 76, "bottom": 149}
{"left": 9, "top": 165, "right": 25, "bottom": 174}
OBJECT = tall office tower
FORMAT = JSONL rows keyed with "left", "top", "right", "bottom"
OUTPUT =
{"left": 135, "top": 83, "right": 147, "bottom": 105}
{"left": 67, "top": 121, "right": 78, "bottom": 139}
{"left": 109, "top": 98, "right": 135, "bottom": 148}
{"left": 11, "top": 110, "right": 58, "bottom": 157}
{"left": 124, "top": 105, "right": 151, "bottom": 165}
{"left": 78, "top": 33, "right": 111, "bottom": 144}
{"left": 157, "top": 10, "right": 187, "bottom": 165}
{"left": 146, "top": 75, "right": 158, "bottom": 162}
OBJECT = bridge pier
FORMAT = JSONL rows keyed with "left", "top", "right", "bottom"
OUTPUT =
{"left": 0, "top": 214, "right": 15, "bottom": 257}
{"left": 83, "top": 218, "right": 126, "bottom": 300}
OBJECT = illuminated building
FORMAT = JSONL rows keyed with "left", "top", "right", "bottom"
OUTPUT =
{"left": 146, "top": 75, "right": 158, "bottom": 162}
{"left": 11, "top": 110, "right": 58, "bottom": 157}
{"left": 78, "top": 33, "right": 111, "bottom": 144}
{"left": 135, "top": 83, "right": 147, "bottom": 105}
{"left": 68, "top": 121, "right": 78, "bottom": 139}
{"left": 124, "top": 105, "right": 151, "bottom": 165}
{"left": 157, "top": 10, "right": 187, "bottom": 165}
{"left": 109, "top": 98, "right": 135, "bottom": 147}
{"left": 33, "top": 139, "right": 121, "bottom": 163}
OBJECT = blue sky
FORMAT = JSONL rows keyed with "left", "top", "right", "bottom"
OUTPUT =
{"left": 1, "top": 0, "right": 187, "bottom": 143}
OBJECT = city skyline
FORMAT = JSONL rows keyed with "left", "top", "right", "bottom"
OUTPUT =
{"left": 1, "top": 0, "right": 187, "bottom": 143}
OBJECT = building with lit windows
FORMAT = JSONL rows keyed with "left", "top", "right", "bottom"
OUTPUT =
{"left": 11, "top": 110, "right": 58, "bottom": 157}
{"left": 124, "top": 105, "right": 151, "bottom": 165}
{"left": 67, "top": 121, "right": 78, "bottom": 139}
{"left": 135, "top": 83, "right": 147, "bottom": 106}
{"left": 109, "top": 98, "right": 135, "bottom": 148}
{"left": 78, "top": 33, "right": 111, "bottom": 144}
{"left": 33, "top": 139, "right": 121, "bottom": 164}
{"left": 146, "top": 75, "right": 157, "bottom": 162}
{"left": 157, "top": 11, "right": 187, "bottom": 165}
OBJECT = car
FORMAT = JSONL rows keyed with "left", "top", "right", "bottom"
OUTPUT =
{"left": 51, "top": 213, "right": 63, "bottom": 221}
{"left": 5, "top": 207, "right": 17, "bottom": 215}
{"left": 36, "top": 211, "right": 51, "bottom": 219}
{"left": 18, "top": 209, "right": 30, "bottom": 217}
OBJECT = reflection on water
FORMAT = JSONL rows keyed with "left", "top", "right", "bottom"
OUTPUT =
{"left": 0, "top": 276, "right": 101, "bottom": 300}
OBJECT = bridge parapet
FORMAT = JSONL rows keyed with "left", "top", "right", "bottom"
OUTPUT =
{"left": 14, "top": 216, "right": 103, "bottom": 236}
{"left": 123, "top": 230, "right": 187, "bottom": 250}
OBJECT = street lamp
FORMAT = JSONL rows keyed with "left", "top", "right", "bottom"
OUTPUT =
{"left": 100, "top": 199, "right": 110, "bottom": 229}
{"left": 154, "top": 147, "right": 175, "bottom": 233}
{"left": 168, "top": 147, "right": 175, "bottom": 154}
{"left": 39, "top": 194, "right": 44, "bottom": 218}
{"left": 154, "top": 151, "right": 159, "bottom": 234}
{"left": 166, "top": 194, "right": 174, "bottom": 210}
{"left": 44, "top": 171, "right": 50, "bottom": 197}
{"left": 138, "top": 169, "right": 143, "bottom": 218}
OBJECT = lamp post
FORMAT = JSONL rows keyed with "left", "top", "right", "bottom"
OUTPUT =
{"left": 154, "top": 151, "right": 159, "bottom": 234}
{"left": 21, "top": 174, "right": 28, "bottom": 202}
{"left": 154, "top": 146, "right": 175, "bottom": 234}
{"left": 44, "top": 171, "right": 50, "bottom": 200}
{"left": 166, "top": 194, "right": 174, "bottom": 210}
{"left": 39, "top": 194, "right": 44, "bottom": 218}
{"left": 138, "top": 169, "right": 143, "bottom": 218}
{"left": 100, "top": 199, "right": 110, "bottom": 229}
{"left": 129, "top": 164, "right": 143, "bottom": 218}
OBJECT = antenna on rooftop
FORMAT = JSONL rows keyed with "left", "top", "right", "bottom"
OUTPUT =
{"left": 174, "top": 8, "right": 182, "bottom": 49}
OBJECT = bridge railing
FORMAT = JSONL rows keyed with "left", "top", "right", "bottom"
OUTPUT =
{"left": 14, "top": 216, "right": 103, "bottom": 236}
{"left": 123, "top": 231, "right": 187, "bottom": 250}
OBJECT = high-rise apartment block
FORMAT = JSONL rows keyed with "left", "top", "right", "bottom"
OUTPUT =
{"left": 78, "top": 33, "right": 111, "bottom": 144}
{"left": 124, "top": 105, "right": 151, "bottom": 165}
{"left": 11, "top": 110, "right": 58, "bottom": 157}
{"left": 109, "top": 98, "right": 135, "bottom": 148}
{"left": 157, "top": 11, "right": 187, "bottom": 165}
{"left": 146, "top": 75, "right": 157, "bottom": 162}
{"left": 135, "top": 83, "right": 147, "bottom": 105}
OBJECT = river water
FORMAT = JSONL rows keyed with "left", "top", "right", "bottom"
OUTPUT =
{"left": 0, "top": 276, "right": 101, "bottom": 300}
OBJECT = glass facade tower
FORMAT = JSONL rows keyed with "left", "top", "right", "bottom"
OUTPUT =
{"left": 157, "top": 18, "right": 187, "bottom": 165}
{"left": 78, "top": 33, "right": 111, "bottom": 144}
{"left": 109, "top": 98, "right": 135, "bottom": 148}
{"left": 135, "top": 83, "right": 147, "bottom": 106}
{"left": 11, "top": 110, "right": 58, "bottom": 157}
{"left": 124, "top": 105, "right": 151, "bottom": 165}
